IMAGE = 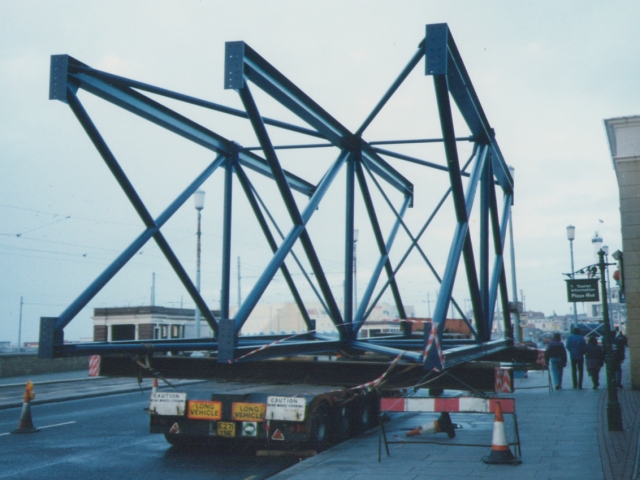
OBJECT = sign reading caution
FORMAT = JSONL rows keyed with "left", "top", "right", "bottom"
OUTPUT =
{"left": 232, "top": 402, "right": 266, "bottom": 422}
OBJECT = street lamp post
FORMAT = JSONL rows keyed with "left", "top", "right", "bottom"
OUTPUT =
{"left": 597, "top": 249, "right": 623, "bottom": 431}
{"left": 566, "top": 225, "right": 577, "bottom": 325}
{"left": 193, "top": 190, "right": 205, "bottom": 338}
{"left": 18, "top": 296, "right": 23, "bottom": 353}
{"left": 592, "top": 233, "right": 604, "bottom": 323}
{"left": 353, "top": 229, "right": 359, "bottom": 317}
{"left": 602, "top": 245, "right": 614, "bottom": 325}
{"left": 508, "top": 167, "right": 520, "bottom": 342}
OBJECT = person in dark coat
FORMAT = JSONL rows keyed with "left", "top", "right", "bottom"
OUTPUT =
{"left": 565, "top": 327, "right": 587, "bottom": 389}
{"left": 611, "top": 329, "right": 627, "bottom": 388}
{"left": 584, "top": 335, "right": 605, "bottom": 389}
{"left": 544, "top": 333, "right": 567, "bottom": 390}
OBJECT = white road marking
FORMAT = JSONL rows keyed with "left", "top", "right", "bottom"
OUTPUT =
{"left": 0, "top": 420, "right": 76, "bottom": 436}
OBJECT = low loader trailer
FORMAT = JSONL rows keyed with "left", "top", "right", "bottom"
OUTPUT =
{"left": 149, "top": 380, "right": 379, "bottom": 450}
{"left": 99, "top": 349, "right": 541, "bottom": 450}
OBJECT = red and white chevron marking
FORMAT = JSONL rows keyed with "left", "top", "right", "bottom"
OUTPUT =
{"left": 494, "top": 367, "right": 513, "bottom": 393}
{"left": 422, "top": 329, "right": 443, "bottom": 369}
{"left": 381, "top": 396, "right": 515, "bottom": 414}
{"left": 88, "top": 355, "right": 101, "bottom": 377}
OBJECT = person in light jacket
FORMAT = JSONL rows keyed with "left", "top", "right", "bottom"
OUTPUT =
{"left": 545, "top": 333, "right": 567, "bottom": 390}
{"left": 585, "top": 335, "right": 605, "bottom": 389}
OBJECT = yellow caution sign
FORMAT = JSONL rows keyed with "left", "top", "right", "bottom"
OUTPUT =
{"left": 231, "top": 402, "right": 266, "bottom": 422}
{"left": 187, "top": 400, "right": 222, "bottom": 420}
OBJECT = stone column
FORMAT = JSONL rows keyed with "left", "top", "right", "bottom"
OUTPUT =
{"left": 605, "top": 115, "right": 640, "bottom": 389}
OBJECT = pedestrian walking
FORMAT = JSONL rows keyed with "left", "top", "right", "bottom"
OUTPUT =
{"left": 585, "top": 335, "right": 605, "bottom": 389}
{"left": 545, "top": 333, "right": 567, "bottom": 390}
{"left": 612, "top": 329, "right": 627, "bottom": 388}
{"left": 565, "top": 327, "right": 587, "bottom": 389}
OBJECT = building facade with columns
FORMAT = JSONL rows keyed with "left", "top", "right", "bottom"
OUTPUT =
{"left": 605, "top": 115, "right": 640, "bottom": 389}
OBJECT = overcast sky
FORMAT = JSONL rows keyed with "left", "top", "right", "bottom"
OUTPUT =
{"left": 2, "top": 1, "right": 639, "bottom": 344}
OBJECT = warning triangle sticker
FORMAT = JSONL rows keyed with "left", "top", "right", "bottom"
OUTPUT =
{"left": 169, "top": 423, "right": 180, "bottom": 434}
{"left": 271, "top": 428, "right": 284, "bottom": 441}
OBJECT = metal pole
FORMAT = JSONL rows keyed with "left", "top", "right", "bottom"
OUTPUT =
{"left": 18, "top": 296, "right": 23, "bottom": 353}
{"left": 598, "top": 249, "right": 623, "bottom": 431}
{"left": 570, "top": 239, "right": 577, "bottom": 324}
{"left": 354, "top": 229, "right": 358, "bottom": 316}
{"left": 238, "top": 256, "right": 241, "bottom": 308}
{"left": 508, "top": 206, "right": 521, "bottom": 342}
{"left": 195, "top": 208, "right": 202, "bottom": 338}
{"left": 151, "top": 272, "right": 156, "bottom": 307}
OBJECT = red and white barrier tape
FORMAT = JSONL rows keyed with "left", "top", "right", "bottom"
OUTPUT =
{"left": 234, "top": 330, "right": 318, "bottom": 362}
{"left": 349, "top": 353, "right": 404, "bottom": 391}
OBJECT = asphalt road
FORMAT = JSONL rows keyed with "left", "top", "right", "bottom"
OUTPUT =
{"left": 0, "top": 391, "right": 299, "bottom": 479}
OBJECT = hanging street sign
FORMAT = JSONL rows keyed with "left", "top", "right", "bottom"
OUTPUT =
{"left": 566, "top": 279, "right": 599, "bottom": 302}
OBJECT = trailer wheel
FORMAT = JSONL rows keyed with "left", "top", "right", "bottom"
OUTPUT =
{"left": 352, "top": 392, "right": 379, "bottom": 434}
{"left": 310, "top": 402, "right": 331, "bottom": 449}
{"left": 333, "top": 404, "right": 353, "bottom": 440}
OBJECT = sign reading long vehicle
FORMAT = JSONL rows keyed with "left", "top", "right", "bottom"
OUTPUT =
{"left": 188, "top": 400, "right": 222, "bottom": 420}
{"left": 232, "top": 402, "right": 266, "bottom": 422}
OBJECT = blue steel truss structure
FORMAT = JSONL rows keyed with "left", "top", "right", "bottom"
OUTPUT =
{"left": 39, "top": 24, "right": 516, "bottom": 372}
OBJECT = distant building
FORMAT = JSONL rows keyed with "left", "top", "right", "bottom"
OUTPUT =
{"left": 604, "top": 115, "right": 640, "bottom": 388}
{"left": 92, "top": 306, "right": 216, "bottom": 342}
{"left": 92, "top": 302, "right": 414, "bottom": 341}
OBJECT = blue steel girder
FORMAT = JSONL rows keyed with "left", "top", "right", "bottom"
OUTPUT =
{"left": 234, "top": 82, "right": 346, "bottom": 339}
{"left": 42, "top": 24, "right": 517, "bottom": 372}
{"left": 59, "top": 90, "right": 219, "bottom": 336}
{"left": 352, "top": 159, "right": 408, "bottom": 334}
{"left": 358, "top": 159, "right": 478, "bottom": 339}
{"left": 231, "top": 151, "right": 349, "bottom": 335}
{"left": 49, "top": 55, "right": 316, "bottom": 198}
{"left": 224, "top": 41, "right": 414, "bottom": 201}
{"left": 425, "top": 24, "right": 513, "bottom": 196}
{"left": 234, "top": 162, "right": 313, "bottom": 330}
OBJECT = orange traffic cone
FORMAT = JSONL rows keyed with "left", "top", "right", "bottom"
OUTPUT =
{"left": 406, "top": 412, "right": 455, "bottom": 439}
{"left": 11, "top": 381, "right": 40, "bottom": 434}
{"left": 482, "top": 402, "right": 519, "bottom": 464}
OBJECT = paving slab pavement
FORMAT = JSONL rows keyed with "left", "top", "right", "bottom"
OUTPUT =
{"left": 272, "top": 358, "right": 639, "bottom": 480}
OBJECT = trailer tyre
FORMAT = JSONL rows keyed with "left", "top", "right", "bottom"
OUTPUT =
{"left": 353, "top": 393, "right": 379, "bottom": 433}
{"left": 333, "top": 404, "right": 354, "bottom": 440}
{"left": 310, "top": 402, "right": 331, "bottom": 449}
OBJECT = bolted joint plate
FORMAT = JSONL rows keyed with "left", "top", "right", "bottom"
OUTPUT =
{"left": 38, "top": 317, "right": 63, "bottom": 359}
{"left": 425, "top": 23, "right": 449, "bottom": 76}
{"left": 49, "top": 55, "right": 69, "bottom": 102}
{"left": 49, "top": 55, "right": 82, "bottom": 103}
{"left": 224, "top": 42, "right": 245, "bottom": 90}
{"left": 217, "top": 319, "right": 237, "bottom": 363}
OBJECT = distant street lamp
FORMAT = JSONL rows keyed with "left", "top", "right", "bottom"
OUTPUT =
{"left": 566, "top": 225, "right": 577, "bottom": 324}
{"left": 194, "top": 190, "right": 205, "bottom": 338}
{"left": 592, "top": 232, "right": 603, "bottom": 257}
